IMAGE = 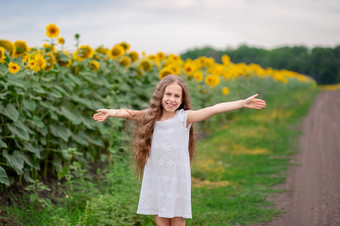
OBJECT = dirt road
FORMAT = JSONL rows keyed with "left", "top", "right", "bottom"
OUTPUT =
{"left": 264, "top": 91, "right": 340, "bottom": 226}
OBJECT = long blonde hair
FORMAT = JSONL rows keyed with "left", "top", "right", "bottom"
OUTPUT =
{"left": 133, "top": 75, "right": 196, "bottom": 179}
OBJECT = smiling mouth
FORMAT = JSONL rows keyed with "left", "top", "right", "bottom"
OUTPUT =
{"left": 166, "top": 103, "right": 176, "bottom": 108}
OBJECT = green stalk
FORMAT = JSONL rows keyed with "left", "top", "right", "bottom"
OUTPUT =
{"left": 43, "top": 151, "right": 49, "bottom": 178}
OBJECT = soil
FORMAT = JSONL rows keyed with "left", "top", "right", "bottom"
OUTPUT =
{"left": 261, "top": 91, "right": 340, "bottom": 226}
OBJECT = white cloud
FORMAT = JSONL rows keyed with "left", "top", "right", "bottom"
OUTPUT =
{"left": 1, "top": 0, "right": 340, "bottom": 54}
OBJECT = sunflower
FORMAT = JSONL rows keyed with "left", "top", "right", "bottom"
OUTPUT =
{"left": 169, "top": 64, "right": 180, "bottom": 75}
{"left": 138, "top": 59, "right": 153, "bottom": 72}
{"left": 28, "top": 54, "right": 46, "bottom": 72}
{"left": 159, "top": 67, "right": 172, "bottom": 79}
{"left": 119, "top": 56, "right": 131, "bottom": 68}
{"left": 222, "top": 87, "right": 230, "bottom": 95}
{"left": 13, "top": 40, "right": 29, "bottom": 57}
{"left": 8, "top": 62, "right": 20, "bottom": 74}
{"left": 57, "top": 37, "right": 65, "bottom": 45}
{"left": 0, "top": 47, "right": 6, "bottom": 63}
{"left": 35, "top": 54, "right": 47, "bottom": 71}
{"left": 167, "top": 54, "right": 181, "bottom": 62}
{"left": 119, "top": 42, "right": 130, "bottom": 51}
{"left": 156, "top": 52, "right": 166, "bottom": 61}
{"left": 183, "top": 62, "right": 195, "bottom": 76}
{"left": 44, "top": 53, "right": 55, "bottom": 71}
{"left": 75, "top": 45, "right": 94, "bottom": 60}
{"left": 43, "top": 43, "right": 56, "bottom": 53}
{"left": 55, "top": 51, "right": 71, "bottom": 67}
{"left": 109, "top": 45, "right": 125, "bottom": 59}
{"left": 128, "top": 51, "right": 139, "bottom": 62}
{"left": 45, "top": 23, "right": 60, "bottom": 38}
{"left": 0, "top": 40, "right": 14, "bottom": 56}
{"left": 28, "top": 59, "right": 37, "bottom": 71}
{"left": 204, "top": 74, "right": 220, "bottom": 88}
{"left": 221, "top": 55, "right": 230, "bottom": 66}
{"left": 88, "top": 60, "right": 100, "bottom": 71}
{"left": 147, "top": 55, "right": 160, "bottom": 68}
{"left": 95, "top": 46, "right": 108, "bottom": 55}
{"left": 193, "top": 71, "right": 203, "bottom": 82}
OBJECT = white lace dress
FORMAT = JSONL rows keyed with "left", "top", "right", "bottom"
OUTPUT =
{"left": 137, "top": 109, "right": 192, "bottom": 218}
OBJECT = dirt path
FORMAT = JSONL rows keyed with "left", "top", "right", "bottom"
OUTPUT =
{"left": 264, "top": 91, "right": 340, "bottom": 226}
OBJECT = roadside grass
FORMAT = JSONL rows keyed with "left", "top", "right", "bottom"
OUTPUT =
{"left": 189, "top": 87, "right": 317, "bottom": 225}
{"left": 0, "top": 82, "right": 317, "bottom": 225}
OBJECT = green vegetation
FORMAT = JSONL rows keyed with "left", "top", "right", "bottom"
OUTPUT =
{"left": 1, "top": 24, "right": 318, "bottom": 225}
{"left": 0, "top": 77, "right": 317, "bottom": 225}
{"left": 181, "top": 45, "right": 340, "bottom": 85}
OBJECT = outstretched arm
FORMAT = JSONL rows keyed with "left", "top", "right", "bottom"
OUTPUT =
{"left": 93, "top": 108, "right": 144, "bottom": 122}
{"left": 187, "top": 94, "right": 266, "bottom": 124}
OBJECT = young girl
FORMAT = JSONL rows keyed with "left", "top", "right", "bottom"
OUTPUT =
{"left": 93, "top": 75, "right": 266, "bottom": 226}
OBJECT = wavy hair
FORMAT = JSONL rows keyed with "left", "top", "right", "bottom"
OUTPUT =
{"left": 133, "top": 75, "right": 196, "bottom": 179}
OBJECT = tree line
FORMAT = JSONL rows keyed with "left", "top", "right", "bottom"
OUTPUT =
{"left": 181, "top": 45, "right": 340, "bottom": 84}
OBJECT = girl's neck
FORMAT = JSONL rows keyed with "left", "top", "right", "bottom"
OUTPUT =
{"left": 158, "top": 110, "right": 176, "bottom": 121}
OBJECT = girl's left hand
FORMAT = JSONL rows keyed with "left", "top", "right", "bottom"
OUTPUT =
{"left": 244, "top": 94, "right": 266, "bottom": 109}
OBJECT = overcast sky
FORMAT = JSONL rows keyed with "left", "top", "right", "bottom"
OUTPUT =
{"left": 1, "top": 0, "right": 340, "bottom": 54}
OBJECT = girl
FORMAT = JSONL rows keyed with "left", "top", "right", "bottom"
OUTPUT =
{"left": 93, "top": 75, "right": 266, "bottom": 226}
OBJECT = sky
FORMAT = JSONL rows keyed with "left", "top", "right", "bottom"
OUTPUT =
{"left": 1, "top": 0, "right": 340, "bottom": 54}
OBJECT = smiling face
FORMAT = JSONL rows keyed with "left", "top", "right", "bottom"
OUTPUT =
{"left": 161, "top": 82, "right": 183, "bottom": 115}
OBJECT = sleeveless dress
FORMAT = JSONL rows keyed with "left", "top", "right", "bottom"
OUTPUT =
{"left": 137, "top": 109, "right": 192, "bottom": 218}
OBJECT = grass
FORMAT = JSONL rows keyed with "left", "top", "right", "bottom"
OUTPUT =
{"left": 188, "top": 87, "right": 317, "bottom": 225}
{"left": 0, "top": 81, "right": 317, "bottom": 225}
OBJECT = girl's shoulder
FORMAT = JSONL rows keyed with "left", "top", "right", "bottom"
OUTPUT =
{"left": 177, "top": 109, "right": 191, "bottom": 128}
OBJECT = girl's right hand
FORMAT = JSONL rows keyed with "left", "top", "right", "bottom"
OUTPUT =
{"left": 93, "top": 109, "right": 112, "bottom": 122}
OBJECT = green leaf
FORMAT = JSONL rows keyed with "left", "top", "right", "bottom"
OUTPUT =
{"left": 88, "top": 136, "right": 104, "bottom": 147}
{"left": 7, "top": 75, "right": 26, "bottom": 90}
{"left": 0, "top": 166, "right": 10, "bottom": 185}
{"left": 49, "top": 124, "right": 71, "bottom": 142}
{"left": 24, "top": 143, "right": 41, "bottom": 159}
{"left": 0, "top": 137, "right": 8, "bottom": 148}
{"left": 39, "top": 101, "right": 58, "bottom": 112}
{"left": 0, "top": 63, "right": 7, "bottom": 76}
{"left": 37, "top": 126, "right": 48, "bottom": 137}
{"left": 32, "top": 116, "right": 45, "bottom": 128}
{"left": 23, "top": 169, "right": 35, "bottom": 183}
{"left": 80, "top": 115, "right": 95, "bottom": 129}
{"left": 71, "top": 94, "right": 92, "bottom": 106}
{"left": 72, "top": 131, "right": 89, "bottom": 146}
{"left": 79, "top": 71, "right": 95, "bottom": 83}
{"left": 66, "top": 73, "right": 81, "bottom": 86}
{"left": 90, "top": 100, "right": 104, "bottom": 110}
{"left": 0, "top": 103, "right": 19, "bottom": 122}
{"left": 0, "top": 91, "right": 10, "bottom": 100}
{"left": 3, "top": 150, "right": 24, "bottom": 175}
{"left": 23, "top": 153, "right": 40, "bottom": 170}
{"left": 33, "top": 85, "right": 46, "bottom": 94}
{"left": 53, "top": 85, "right": 69, "bottom": 97}
{"left": 7, "top": 120, "right": 30, "bottom": 141}
{"left": 60, "top": 106, "right": 81, "bottom": 125}
{"left": 49, "top": 89, "right": 63, "bottom": 99}
{"left": 53, "top": 157, "right": 62, "bottom": 172}
{"left": 23, "top": 99, "right": 36, "bottom": 112}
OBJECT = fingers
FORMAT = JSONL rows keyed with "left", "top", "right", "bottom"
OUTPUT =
{"left": 93, "top": 110, "right": 107, "bottom": 122}
{"left": 249, "top": 93, "right": 259, "bottom": 99}
{"left": 254, "top": 99, "right": 266, "bottom": 109}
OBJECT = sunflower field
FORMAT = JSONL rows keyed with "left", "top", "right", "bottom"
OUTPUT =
{"left": 0, "top": 24, "right": 316, "bottom": 189}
